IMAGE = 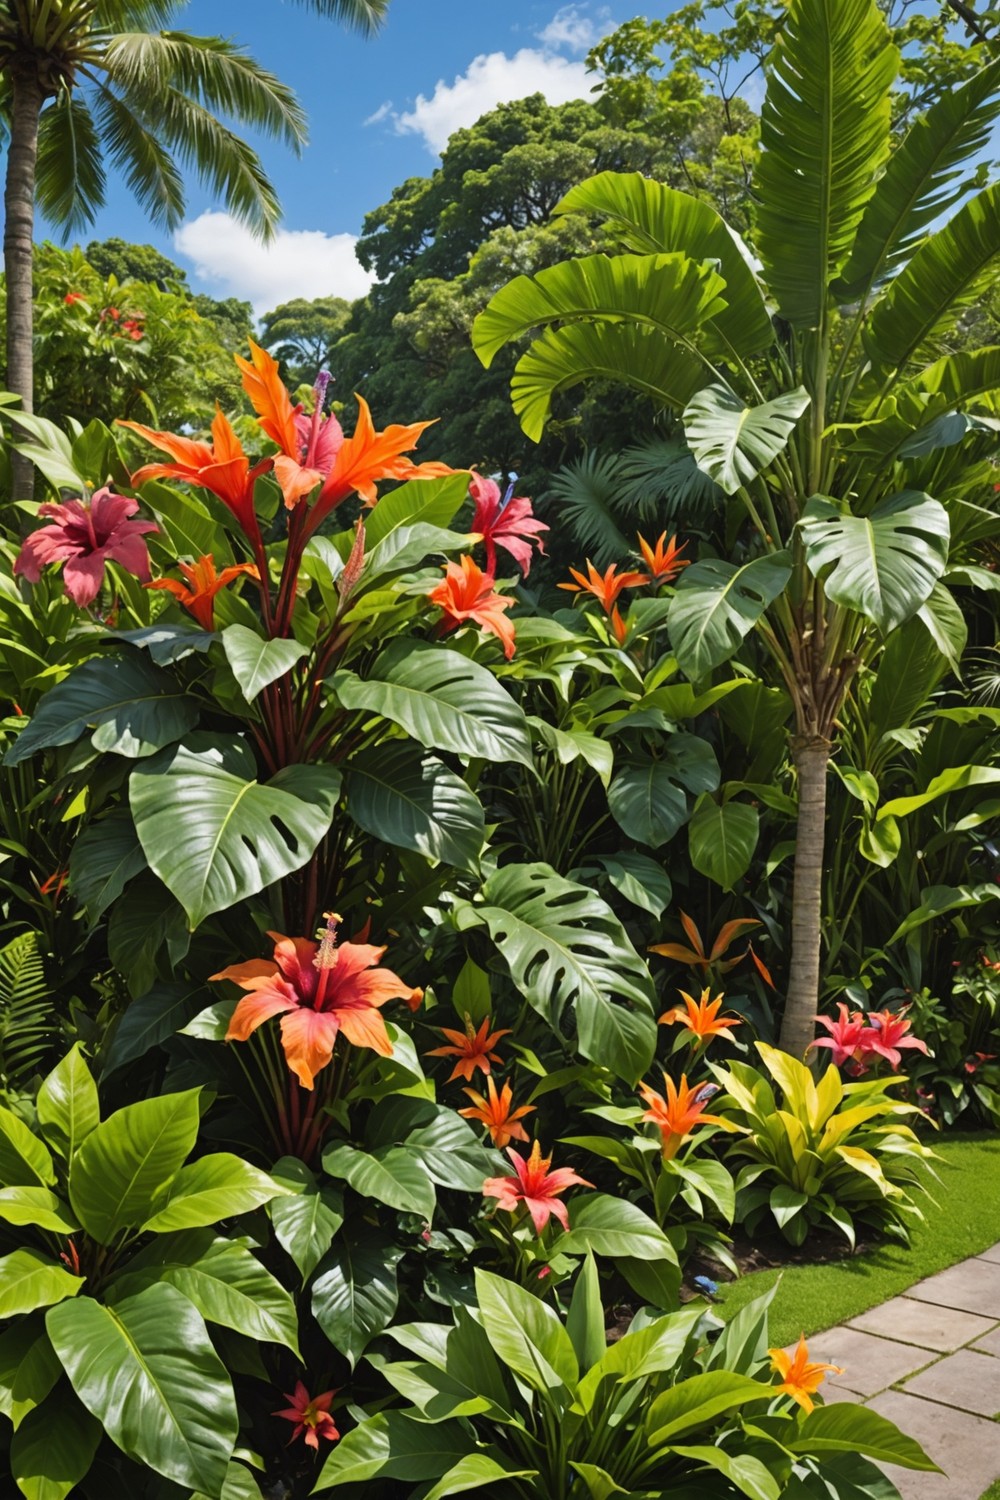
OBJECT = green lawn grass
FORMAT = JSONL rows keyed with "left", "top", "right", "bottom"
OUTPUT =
{"left": 716, "top": 1133, "right": 1000, "bottom": 1349}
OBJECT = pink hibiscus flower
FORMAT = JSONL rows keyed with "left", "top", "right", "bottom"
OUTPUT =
{"left": 14, "top": 488, "right": 158, "bottom": 607}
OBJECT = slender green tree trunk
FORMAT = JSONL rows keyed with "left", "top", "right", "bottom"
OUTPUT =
{"left": 779, "top": 734, "right": 832, "bottom": 1058}
{"left": 3, "top": 66, "right": 44, "bottom": 501}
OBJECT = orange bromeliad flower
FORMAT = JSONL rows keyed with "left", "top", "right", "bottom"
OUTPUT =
{"left": 429, "top": 555, "right": 517, "bottom": 659}
{"left": 146, "top": 554, "right": 259, "bottom": 630}
{"left": 211, "top": 916, "right": 420, "bottom": 1090}
{"left": 482, "top": 1140, "right": 592, "bottom": 1233}
{"left": 637, "top": 531, "right": 689, "bottom": 584}
{"left": 659, "top": 988, "right": 742, "bottom": 1046}
{"left": 769, "top": 1336, "right": 844, "bottom": 1413}
{"left": 558, "top": 559, "right": 648, "bottom": 646}
{"left": 460, "top": 1075, "right": 535, "bottom": 1148}
{"left": 650, "top": 912, "right": 761, "bottom": 974}
{"left": 273, "top": 1381, "right": 339, "bottom": 1449}
{"left": 120, "top": 407, "right": 269, "bottom": 543}
{"left": 639, "top": 1073, "right": 732, "bottom": 1160}
{"left": 426, "top": 1015, "right": 510, "bottom": 1083}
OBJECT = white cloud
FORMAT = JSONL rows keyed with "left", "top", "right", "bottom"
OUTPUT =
{"left": 173, "top": 212, "right": 374, "bottom": 317}
{"left": 364, "top": 99, "right": 394, "bottom": 126}
{"left": 392, "top": 47, "right": 595, "bottom": 155}
{"left": 537, "top": 5, "right": 611, "bottom": 53}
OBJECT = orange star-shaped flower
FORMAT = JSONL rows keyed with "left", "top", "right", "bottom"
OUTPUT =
{"left": 769, "top": 1336, "right": 844, "bottom": 1413}
{"left": 658, "top": 988, "right": 742, "bottom": 1046}
{"left": 429, "top": 555, "right": 517, "bottom": 659}
{"left": 426, "top": 1015, "right": 510, "bottom": 1083}
{"left": 558, "top": 559, "right": 648, "bottom": 611}
{"left": 146, "top": 554, "right": 259, "bottom": 630}
{"left": 482, "top": 1140, "right": 592, "bottom": 1234}
{"left": 460, "top": 1075, "right": 535, "bottom": 1148}
{"left": 637, "top": 531, "right": 689, "bottom": 584}
{"left": 120, "top": 407, "right": 269, "bottom": 543}
{"left": 638, "top": 1072, "right": 734, "bottom": 1160}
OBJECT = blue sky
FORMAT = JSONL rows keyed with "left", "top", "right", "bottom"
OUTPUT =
{"left": 40, "top": 0, "right": 622, "bottom": 314}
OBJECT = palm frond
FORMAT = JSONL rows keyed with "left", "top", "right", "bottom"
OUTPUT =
{"left": 289, "top": 0, "right": 388, "bottom": 33}
{"left": 547, "top": 452, "right": 634, "bottom": 564}
{"left": 102, "top": 31, "right": 307, "bottom": 150}
{"left": 618, "top": 438, "right": 724, "bottom": 522}
{"left": 35, "top": 88, "right": 106, "bottom": 234}
{"left": 89, "top": 79, "right": 185, "bottom": 227}
{"left": 0, "top": 932, "right": 54, "bottom": 1093}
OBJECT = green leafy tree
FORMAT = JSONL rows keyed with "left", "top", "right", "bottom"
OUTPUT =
{"left": 0, "top": 0, "right": 388, "bottom": 496}
{"left": 259, "top": 295, "right": 352, "bottom": 384}
{"left": 473, "top": 5, "right": 1000, "bottom": 1056}
{"left": 84, "top": 236, "right": 187, "bottom": 287}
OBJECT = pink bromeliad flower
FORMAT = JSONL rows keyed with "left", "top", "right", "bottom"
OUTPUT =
{"left": 483, "top": 1141, "right": 592, "bottom": 1233}
{"left": 810, "top": 1004, "right": 868, "bottom": 1067}
{"left": 862, "top": 1007, "right": 929, "bottom": 1071}
{"left": 273, "top": 1381, "right": 339, "bottom": 1450}
{"left": 469, "top": 472, "right": 548, "bottom": 577}
{"left": 14, "top": 488, "right": 157, "bottom": 607}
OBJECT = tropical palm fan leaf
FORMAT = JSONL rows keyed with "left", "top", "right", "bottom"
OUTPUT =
{"left": 0, "top": 932, "right": 54, "bottom": 1094}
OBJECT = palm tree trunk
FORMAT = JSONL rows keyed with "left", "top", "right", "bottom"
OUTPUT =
{"left": 3, "top": 67, "right": 44, "bottom": 501}
{"left": 779, "top": 734, "right": 832, "bottom": 1057}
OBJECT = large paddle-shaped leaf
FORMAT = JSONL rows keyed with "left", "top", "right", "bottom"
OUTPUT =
{"left": 129, "top": 733, "right": 341, "bottom": 929}
{"left": 754, "top": 0, "right": 898, "bottom": 326}
{"left": 47, "top": 1285, "right": 237, "bottom": 1495}
{"left": 554, "top": 170, "right": 773, "bottom": 355}
{"left": 608, "top": 739, "right": 720, "bottom": 848}
{"left": 345, "top": 741, "right": 484, "bottom": 872}
{"left": 311, "top": 1226, "right": 403, "bottom": 1368}
{"left": 668, "top": 555, "right": 793, "bottom": 680}
{"left": 332, "top": 641, "right": 532, "bottom": 767}
{"left": 683, "top": 384, "right": 810, "bottom": 494}
{"left": 798, "top": 493, "right": 949, "bottom": 633}
{"left": 68, "top": 1089, "right": 201, "bottom": 1241}
{"left": 472, "top": 251, "right": 727, "bottom": 367}
{"left": 457, "top": 862, "right": 656, "bottom": 1082}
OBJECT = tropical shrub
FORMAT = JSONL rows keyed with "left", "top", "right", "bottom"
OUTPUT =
{"left": 715, "top": 1044, "right": 935, "bottom": 1248}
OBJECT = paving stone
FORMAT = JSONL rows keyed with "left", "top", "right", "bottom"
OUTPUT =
{"left": 975, "top": 1242, "right": 1000, "bottom": 1265}
{"left": 902, "top": 1347, "right": 1000, "bottom": 1417}
{"left": 973, "top": 1326, "right": 1000, "bottom": 1358}
{"left": 868, "top": 1389, "right": 1000, "bottom": 1500}
{"left": 848, "top": 1295, "right": 997, "bottom": 1352}
{"left": 822, "top": 1381, "right": 864, "bottom": 1403}
{"left": 790, "top": 1326, "right": 935, "bottom": 1396}
{"left": 904, "top": 1255, "right": 1000, "bottom": 1317}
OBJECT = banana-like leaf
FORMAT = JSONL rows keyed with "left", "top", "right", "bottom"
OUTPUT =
{"left": 668, "top": 554, "right": 793, "bottom": 680}
{"left": 473, "top": 251, "right": 727, "bottom": 368}
{"left": 344, "top": 741, "right": 484, "bottom": 873}
{"left": 683, "top": 384, "right": 810, "bottom": 494}
{"left": 554, "top": 170, "right": 773, "bottom": 356}
{"left": 865, "top": 183, "right": 1000, "bottom": 372}
{"left": 688, "top": 799, "right": 760, "bottom": 890}
{"left": 836, "top": 59, "right": 1000, "bottom": 300}
{"left": 511, "top": 322, "right": 707, "bottom": 441}
{"left": 754, "top": 0, "right": 898, "bottom": 326}
{"left": 798, "top": 493, "right": 950, "bottom": 633}
{"left": 900, "top": 345, "right": 1000, "bottom": 407}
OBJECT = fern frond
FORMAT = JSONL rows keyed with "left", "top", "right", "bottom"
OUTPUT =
{"left": 0, "top": 933, "right": 54, "bottom": 1091}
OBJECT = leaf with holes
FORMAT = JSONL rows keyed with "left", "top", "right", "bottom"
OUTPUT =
{"left": 683, "top": 384, "right": 810, "bottom": 494}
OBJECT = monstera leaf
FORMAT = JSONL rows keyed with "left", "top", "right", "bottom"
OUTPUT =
{"left": 608, "top": 740, "right": 720, "bottom": 848}
{"left": 683, "top": 384, "right": 810, "bottom": 494}
{"left": 456, "top": 863, "right": 657, "bottom": 1082}
{"left": 797, "top": 492, "right": 950, "bottom": 633}
{"left": 130, "top": 734, "right": 341, "bottom": 929}
{"left": 668, "top": 555, "right": 793, "bottom": 680}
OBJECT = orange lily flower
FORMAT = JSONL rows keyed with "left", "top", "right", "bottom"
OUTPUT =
{"left": 659, "top": 988, "right": 742, "bottom": 1045}
{"left": 120, "top": 407, "right": 269, "bottom": 543}
{"left": 236, "top": 341, "right": 344, "bottom": 508}
{"left": 483, "top": 1140, "right": 592, "bottom": 1233}
{"left": 460, "top": 1075, "right": 535, "bottom": 1148}
{"left": 211, "top": 916, "right": 420, "bottom": 1090}
{"left": 650, "top": 912, "right": 761, "bottom": 975}
{"left": 429, "top": 555, "right": 517, "bottom": 659}
{"left": 638, "top": 1072, "right": 731, "bottom": 1160}
{"left": 273, "top": 1381, "right": 339, "bottom": 1449}
{"left": 426, "top": 1015, "right": 510, "bottom": 1083}
{"left": 637, "top": 531, "right": 689, "bottom": 584}
{"left": 558, "top": 559, "right": 647, "bottom": 646}
{"left": 146, "top": 554, "right": 259, "bottom": 630}
{"left": 769, "top": 1336, "right": 844, "bottom": 1413}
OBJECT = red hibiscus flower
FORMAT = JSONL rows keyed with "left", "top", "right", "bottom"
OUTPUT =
{"left": 14, "top": 488, "right": 157, "bottom": 607}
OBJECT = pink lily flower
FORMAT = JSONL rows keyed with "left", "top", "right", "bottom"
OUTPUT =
{"left": 482, "top": 1140, "right": 592, "bottom": 1234}
{"left": 861, "top": 1007, "right": 929, "bottom": 1071}
{"left": 810, "top": 1003, "right": 868, "bottom": 1067}
{"left": 469, "top": 472, "right": 548, "bottom": 577}
{"left": 14, "top": 488, "right": 157, "bottom": 607}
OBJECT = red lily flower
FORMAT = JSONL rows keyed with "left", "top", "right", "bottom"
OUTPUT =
{"left": 429, "top": 555, "right": 517, "bottom": 659}
{"left": 483, "top": 1140, "right": 592, "bottom": 1233}
{"left": 659, "top": 987, "right": 741, "bottom": 1045}
{"left": 236, "top": 341, "right": 344, "bottom": 507}
{"left": 460, "top": 1075, "right": 535, "bottom": 1148}
{"left": 211, "top": 916, "right": 420, "bottom": 1090}
{"left": 769, "top": 1336, "right": 843, "bottom": 1413}
{"left": 14, "top": 488, "right": 158, "bottom": 607}
{"left": 861, "top": 1007, "right": 929, "bottom": 1071}
{"left": 469, "top": 472, "right": 548, "bottom": 577}
{"left": 120, "top": 407, "right": 270, "bottom": 543}
{"left": 637, "top": 531, "right": 689, "bottom": 584}
{"left": 639, "top": 1073, "right": 732, "bottom": 1160}
{"left": 64, "top": 291, "right": 86, "bottom": 305}
{"left": 146, "top": 554, "right": 259, "bottom": 630}
{"left": 274, "top": 1381, "right": 339, "bottom": 1450}
{"left": 426, "top": 1015, "right": 510, "bottom": 1083}
{"left": 810, "top": 1003, "right": 868, "bottom": 1067}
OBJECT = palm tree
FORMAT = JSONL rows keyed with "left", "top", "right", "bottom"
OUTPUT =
{"left": 0, "top": 0, "right": 388, "bottom": 496}
{"left": 472, "top": 0, "right": 1000, "bottom": 1055}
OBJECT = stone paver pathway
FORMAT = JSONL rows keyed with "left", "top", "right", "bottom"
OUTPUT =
{"left": 802, "top": 1245, "right": 1000, "bottom": 1499}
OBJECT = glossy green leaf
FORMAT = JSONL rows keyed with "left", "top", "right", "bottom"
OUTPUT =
{"left": 0, "top": 1107, "right": 56, "bottom": 1187}
{"left": 362, "top": 472, "right": 469, "bottom": 548}
{"left": 4, "top": 653, "right": 198, "bottom": 765}
{"left": 269, "top": 1157, "right": 344, "bottom": 1281}
{"left": 66, "top": 810, "right": 147, "bottom": 924}
{"left": 0, "top": 1252, "right": 83, "bottom": 1318}
{"left": 104, "top": 982, "right": 208, "bottom": 1073}
{"left": 608, "top": 738, "right": 720, "bottom": 849}
{"left": 36, "top": 1044, "right": 99, "bottom": 1161}
{"left": 566, "top": 1253, "right": 605, "bottom": 1373}
{"left": 314, "top": 1412, "right": 470, "bottom": 1490}
{"left": 47, "top": 1285, "right": 237, "bottom": 1495}
{"left": 191, "top": 1462, "right": 262, "bottom": 1500}
{"left": 322, "top": 1143, "right": 436, "bottom": 1219}
{"left": 683, "top": 384, "right": 809, "bottom": 494}
{"left": 345, "top": 741, "right": 484, "bottom": 872}
{"left": 221, "top": 624, "right": 308, "bottom": 702}
{"left": 789, "top": 1403, "right": 939, "bottom": 1470}
{"left": 130, "top": 733, "right": 341, "bottom": 928}
{"left": 645, "top": 1370, "right": 769, "bottom": 1442}
{"left": 10, "top": 1384, "right": 101, "bottom": 1500}
{"left": 423, "top": 1454, "right": 539, "bottom": 1500}
{"left": 402, "top": 1110, "right": 498, "bottom": 1193}
{"left": 551, "top": 1194, "right": 679, "bottom": 1265}
{"left": 798, "top": 493, "right": 949, "bottom": 633}
{"left": 669, "top": 1445, "right": 779, "bottom": 1500}
{"left": 0, "top": 1321, "right": 60, "bottom": 1429}
{"left": 332, "top": 641, "right": 532, "bottom": 767}
{"left": 311, "top": 1227, "right": 403, "bottom": 1367}
{"left": 688, "top": 798, "right": 759, "bottom": 890}
{"left": 589, "top": 852, "right": 672, "bottom": 916}
{"left": 0, "top": 1188, "right": 78, "bottom": 1233}
{"left": 465, "top": 861, "right": 657, "bottom": 1082}
{"left": 68, "top": 1088, "right": 201, "bottom": 1241}
{"left": 878, "top": 764, "right": 1000, "bottom": 821}
{"left": 668, "top": 555, "right": 792, "bottom": 679}
{"left": 474, "top": 1269, "right": 578, "bottom": 1393}
{"left": 106, "top": 873, "right": 190, "bottom": 998}
{"left": 141, "top": 1154, "right": 289, "bottom": 1232}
